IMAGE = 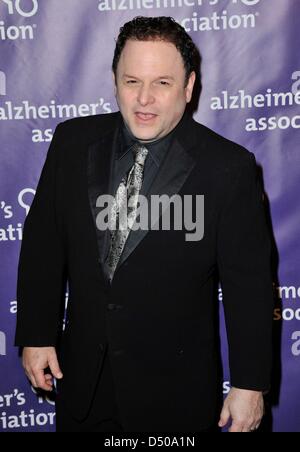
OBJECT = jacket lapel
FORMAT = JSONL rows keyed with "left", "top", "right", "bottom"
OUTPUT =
{"left": 87, "top": 115, "right": 121, "bottom": 268}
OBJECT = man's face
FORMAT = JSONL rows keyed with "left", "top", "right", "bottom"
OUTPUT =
{"left": 113, "top": 39, "right": 196, "bottom": 143}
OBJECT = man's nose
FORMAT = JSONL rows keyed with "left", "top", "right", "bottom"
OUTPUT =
{"left": 137, "top": 85, "right": 155, "bottom": 105}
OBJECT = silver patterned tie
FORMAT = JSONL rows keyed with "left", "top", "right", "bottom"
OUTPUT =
{"left": 105, "top": 143, "right": 149, "bottom": 281}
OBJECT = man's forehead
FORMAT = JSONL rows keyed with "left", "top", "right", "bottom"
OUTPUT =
{"left": 119, "top": 40, "right": 183, "bottom": 68}
{"left": 123, "top": 38, "right": 178, "bottom": 50}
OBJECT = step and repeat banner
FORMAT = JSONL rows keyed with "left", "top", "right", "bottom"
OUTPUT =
{"left": 0, "top": 0, "right": 299, "bottom": 432}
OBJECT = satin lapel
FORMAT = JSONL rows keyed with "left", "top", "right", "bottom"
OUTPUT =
{"left": 87, "top": 119, "right": 121, "bottom": 267}
{"left": 115, "top": 138, "right": 196, "bottom": 272}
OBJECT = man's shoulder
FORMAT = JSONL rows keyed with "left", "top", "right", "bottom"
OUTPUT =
{"left": 182, "top": 118, "right": 256, "bottom": 177}
{"left": 189, "top": 118, "right": 254, "bottom": 169}
{"left": 59, "top": 111, "right": 120, "bottom": 129}
{"left": 55, "top": 111, "right": 121, "bottom": 143}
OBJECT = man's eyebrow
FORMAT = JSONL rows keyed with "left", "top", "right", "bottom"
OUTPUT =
{"left": 122, "top": 74, "right": 139, "bottom": 79}
{"left": 156, "top": 76, "right": 175, "bottom": 80}
{"left": 122, "top": 74, "right": 175, "bottom": 80}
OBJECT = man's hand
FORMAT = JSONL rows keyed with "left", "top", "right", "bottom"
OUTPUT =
{"left": 218, "top": 387, "right": 264, "bottom": 432}
{"left": 22, "top": 347, "right": 63, "bottom": 391}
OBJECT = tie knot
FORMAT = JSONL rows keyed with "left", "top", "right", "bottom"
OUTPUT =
{"left": 133, "top": 143, "right": 148, "bottom": 166}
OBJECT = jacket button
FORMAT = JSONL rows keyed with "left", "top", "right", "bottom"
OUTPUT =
{"left": 177, "top": 349, "right": 184, "bottom": 355}
{"left": 107, "top": 303, "right": 122, "bottom": 311}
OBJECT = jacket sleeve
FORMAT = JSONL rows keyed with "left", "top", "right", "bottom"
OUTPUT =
{"left": 217, "top": 151, "right": 274, "bottom": 392}
{"left": 15, "top": 123, "right": 66, "bottom": 347}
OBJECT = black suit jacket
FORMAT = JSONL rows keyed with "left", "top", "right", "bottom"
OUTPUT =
{"left": 15, "top": 110, "right": 274, "bottom": 431}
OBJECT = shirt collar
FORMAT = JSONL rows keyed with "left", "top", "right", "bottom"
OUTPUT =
{"left": 117, "top": 115, "right": 181, "bottom": 167}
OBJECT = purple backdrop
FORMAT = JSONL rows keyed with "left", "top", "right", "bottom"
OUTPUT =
{"left": 0, "top": 0, "right": 299, "bottom": 432}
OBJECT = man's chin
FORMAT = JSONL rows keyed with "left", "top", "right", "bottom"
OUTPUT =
{"left": 137, "top": 136, "right": 159, "bottom": 143}
{"left": 130, "top": 128, "right": 160, "bottom": 143}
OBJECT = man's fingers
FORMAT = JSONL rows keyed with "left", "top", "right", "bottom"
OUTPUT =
{"left": 44, "top": 374, "right": 54, "bottom": 385}
{"left": 218, "top": 405, "right": 230, "bottom": 428}
{"left": 230, "top": 421, "right": 259, "bottom": 432}
{"left": 229, "top": 421, "right": 244, "bottom": 432}
{"left": 25, "top": 370, "right": 53, "bottom": 391}
{"left": 27, "top": 372, "right": 47, "bottom": 390}
{"left": 33, "top": 369, "right": 53, "bottom": 391}
{"left": 248, "top": 422, "right": 261, "bottom": 432}
{"left": 25, "top": 371, "right": 38, "bottom": 389}
{"left": 48, "top": 356, "right": 63, "bottom": 379}
{"left": 22, "top": 347, "right": 61, "bottom": 390}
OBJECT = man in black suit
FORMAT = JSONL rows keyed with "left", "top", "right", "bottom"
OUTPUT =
{"left": 15, "top": 16, "right": 274, "bottom": 432}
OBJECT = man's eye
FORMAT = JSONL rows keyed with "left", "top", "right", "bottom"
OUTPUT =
{"left": 159, "top": 81, "right": 170, "bottom": 85}
{"left": 127, "top": 80, "right": 136, "bottom": 84}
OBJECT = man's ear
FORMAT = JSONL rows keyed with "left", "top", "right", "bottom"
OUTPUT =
{"left": 185, "top": 71, "right": 196, "bottom": 103}
{"left": 112, "top": 71, "right": 117, "bottom": 96}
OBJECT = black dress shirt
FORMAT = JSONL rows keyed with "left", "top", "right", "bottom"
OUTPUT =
{"left": 111, "top": 115, "right": 187, "bottom": 197}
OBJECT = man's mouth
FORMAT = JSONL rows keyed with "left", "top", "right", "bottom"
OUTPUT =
{"left": 135, "top": 112, "right": 157, "bottom": 122}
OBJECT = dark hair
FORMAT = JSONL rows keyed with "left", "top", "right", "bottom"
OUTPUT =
{"left": 112, "top": 16, "right": 198, "bottom": 86}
